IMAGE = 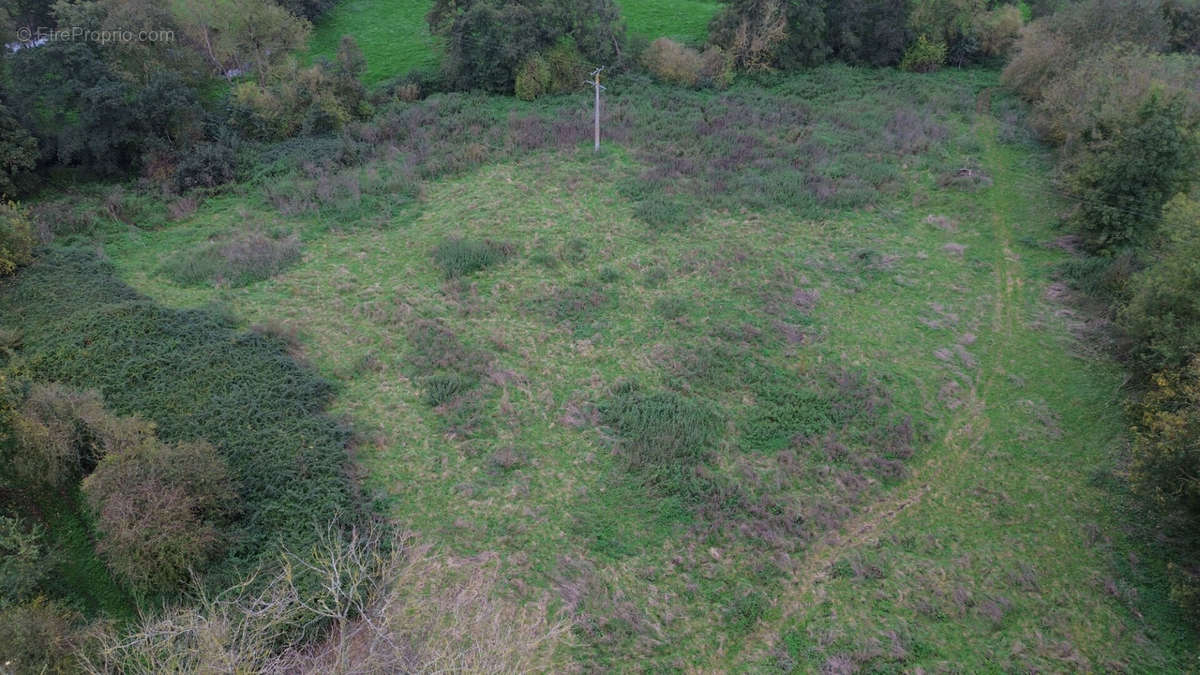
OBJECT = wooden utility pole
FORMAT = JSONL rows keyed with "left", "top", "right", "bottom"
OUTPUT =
{"left": 588, "top": 67, "right": 605, "bottom": 152}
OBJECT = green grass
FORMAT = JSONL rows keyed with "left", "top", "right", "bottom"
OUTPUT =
{"left": 307, "top": 0, "right": 441, "bottom": 86}
{"left": 16, "top": 68, "right": 1200, "bottom": 669}
{"left": 306, "top": 0, "right": 720, "bottom": 86}
{"left": 618, "top": 0, "right": 720, "bottom": 44}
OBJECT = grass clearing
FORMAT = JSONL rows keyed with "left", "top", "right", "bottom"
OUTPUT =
{"left": 39, "top": 68, "right": 1199, "bottom": 669}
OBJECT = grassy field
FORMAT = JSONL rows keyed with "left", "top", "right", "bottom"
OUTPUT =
{"left": 307, "top": 0, "right": 720, "bottom": 85}
{"left": 45, "top": 66, "right": 1192, "bottom": 670}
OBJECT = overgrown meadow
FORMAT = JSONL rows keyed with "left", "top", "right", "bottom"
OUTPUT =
{"left": 5, "top": 65, "right": 1194, "bottom": 670}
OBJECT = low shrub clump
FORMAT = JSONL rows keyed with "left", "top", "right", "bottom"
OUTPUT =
{"left": 432, "top": 237, "right": 516, "bottom": 279}
{"left": 164, "top": 230, "right": 302, "bottom": 288}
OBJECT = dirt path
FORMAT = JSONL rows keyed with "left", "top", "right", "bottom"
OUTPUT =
{"left": 710, "top": 99, "right": 1024, "bottom": 670}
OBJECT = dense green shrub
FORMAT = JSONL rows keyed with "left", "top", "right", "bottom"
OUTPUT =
{"left": 1068, "top": 92, "right": 1197, "bottom": 250}
{"left": 83, "top": 437, "right": 237, "bottom": 593}
{"left": 0, "top": 598, "right": 82, "bottom": 674}
{"left": 1130, "top": 356, "right": 1200, "bottom": 618}
{"left": 432, "top": 237, "right": 515, "bottom": 278}
{"left": 429, "top": 0, "right": 623, "bottom": 93}
{"left": 0, "top": 249, "right": 357, "bottom": 577}
{"left": 1122, "top": 195, "right": 1200, "bottom": 372}
{"left": 0, "top": 200, "right": 34, "bottom": 276}
{"left": 0, "top": 516, "right": 45, "bottom": 604}
{"left": 900, "top": 35, "right": 948, "bottom": 72}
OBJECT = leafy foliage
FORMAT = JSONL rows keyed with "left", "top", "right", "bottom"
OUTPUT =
{"left": 1068, "top": 92, "right": 1197, "bottom": 250}
{"left": 1130, "top": 356, "right": 1200, "bottom": 618}
{"left": 0, "top": 101, "right": 36, "bottom": 198}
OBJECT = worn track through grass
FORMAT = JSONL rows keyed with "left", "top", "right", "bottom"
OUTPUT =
{"left": 714, "top": 94, "right": 1042, "bottom": 669}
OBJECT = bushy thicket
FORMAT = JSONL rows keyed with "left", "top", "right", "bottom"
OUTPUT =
{"left": 709, "top": 0, "right": 1025, "bottom": 71}
{"left": 428, "top": 0, "right": 623, "bottom": 94}
{"left": 1003, "top": 0, "right": 1200, "bottom": 621}
{"left": 0, "top": 0, "right": 365, "bottom": 193}
{"left": 0, "top": 249, "right": 358, "bottom": 579}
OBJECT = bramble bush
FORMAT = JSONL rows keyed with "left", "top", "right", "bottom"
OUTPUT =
{"left": 83, "top": 437, "right": 238, "bottom": 593}
{"left": 6, "top": 383, "right": 148, "bottom": 491}
{"left": 0, "top": 598, "right": 83, "bottom": 674}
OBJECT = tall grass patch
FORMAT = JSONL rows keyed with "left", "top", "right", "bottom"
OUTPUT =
{"left": 432, "top": 237, "right": 515, "bottom": 279}
{"left": 162, "top": 230, "right": 301, "bottom": 288}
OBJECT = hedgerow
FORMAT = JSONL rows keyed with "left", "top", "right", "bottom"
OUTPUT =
{"left": 0, "top": 249, "right": 358, "bottom": 579}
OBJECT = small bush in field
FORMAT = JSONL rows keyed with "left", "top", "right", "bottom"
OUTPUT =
{"left": 164, "top": 230, "right": 302, "bottom": 288}
{"left": 432, "top": 237, "right": 514, "bottom": 279}
{"left": 83, "top": 437, "right": 238, "bottom": 593}
{"left": 0, "top": 200, "right": 34, "bottom": 277}
{"left": 743, "top": 375, "right": 832, "bottom": 452}
{"left": 900, "top": 35, "right": 947, "bottom": 72}
{"left": 8, "top": 383, "right": 152, "bottom": 490}
{"left": 0, "top": 516, "right": 46, "bottom": 602}
{"left": 0, "top": 598, "right": 81, "bottom": 673}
